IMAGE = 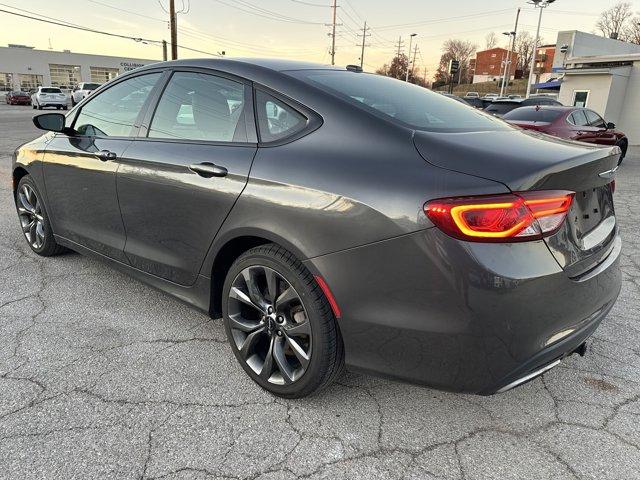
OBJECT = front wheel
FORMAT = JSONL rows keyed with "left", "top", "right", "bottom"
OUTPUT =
{"left": 222, "top": 244, "right": 344, "bottom": 398}
{"left": 15, "top": 176, "right": 66, "bottom": 256}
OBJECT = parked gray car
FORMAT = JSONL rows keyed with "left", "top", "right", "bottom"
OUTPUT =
{"left": 12, "top": 59, "right": 621, "bottom": 398}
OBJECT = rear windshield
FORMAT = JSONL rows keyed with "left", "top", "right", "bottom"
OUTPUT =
{"left": 41, "top": 88, "right": 62, "bottom": 93}
{"left": 84, "top": 83, "right": 101, "bottom": 90}
{"left": 503, "top": 108, "right": 563, "bottom": 122}
{"left": 484, "top": 102, "right": 519, "bottom": 115}
{"left": 289, "top": 70, "right": 508, "bottom": 132}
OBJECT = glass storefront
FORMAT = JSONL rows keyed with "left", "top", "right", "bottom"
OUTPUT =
{"left": 0, "top": 72, "right": 12, "bottom": 91}
{"left": 90, "top": 66, "right": 120, "bottom": 83}
{"left": 49, "top": 64, "right": 81, "bottom": 89}
{"left": 18, "top": 74, "right": 43, "bottom": 92}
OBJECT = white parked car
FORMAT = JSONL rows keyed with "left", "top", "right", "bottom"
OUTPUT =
{"left": 71, "top": 82, "right": 101, "bottom": 106}
{"left": 31, "top": 87, "right": 68, "bottom": 110}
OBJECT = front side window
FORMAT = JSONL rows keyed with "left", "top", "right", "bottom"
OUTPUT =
{"left": 291, "top": 70, "right": 508, "bottom": 132}
{"left": 255, "top": 91, "right": 307, "bottom": 142}
{"left": 73, "top": 73, "right": 161, "bottom": 137}
{"left": 585, "top": 110, "right": 606, "bottom": 128}
{"left": 148, "top": 71, "right": 246, "bottom": 142}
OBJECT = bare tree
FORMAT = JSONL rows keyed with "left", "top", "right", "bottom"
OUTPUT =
{"left": 485, "top": 32, "right": 498, "bottom": 50}
{"left": 596, "top": 2, "right": 633, "bottom": 39}
{"left": 514, "top": 31, "right": 539, "bottom": 74}
{"left": 623, "top": 15, "right": 640, "bottom": 44}
{"left": 438, "top": 39, "right": 477, "bottom": 84}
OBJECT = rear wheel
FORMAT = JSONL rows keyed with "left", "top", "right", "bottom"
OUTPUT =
{"left": 616, "top": 139, "right": 628, "bottom": 165}
{"left": 222, "top": 244, "right": 344, "bottom": 398}
{"left": 15, "top": 176, "right": 66, "bottom": 256}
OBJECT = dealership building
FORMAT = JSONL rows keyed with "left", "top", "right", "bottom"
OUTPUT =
{"left": 0, "top": 44, "right": 158, "bottom": 92}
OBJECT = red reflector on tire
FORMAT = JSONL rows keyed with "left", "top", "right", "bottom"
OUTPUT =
{"left": 314, "top": 275, "right": 342, "bottom": 319}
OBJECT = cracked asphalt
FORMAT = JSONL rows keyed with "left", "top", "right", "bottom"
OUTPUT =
{"left": 1, "top": 102, "right": 639, "bottom": 480}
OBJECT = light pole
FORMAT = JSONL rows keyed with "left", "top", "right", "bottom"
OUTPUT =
{"left": 499, "top": 31, "right": 515, "bottom": 97}
{"left": 405, "top": 33, "right": 417, "bottom": 82}
{"left": 526, "top": 0, "right": 556, "bottom": 98}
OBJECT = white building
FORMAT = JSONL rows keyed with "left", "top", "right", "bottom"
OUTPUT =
{"left": 0, "top": 44, "right": 158, "bottom": 92}
{"left": 558, "top": 53, "right": 640, "bottom": 144}
{"left": 552, "top": 31, "right": 640, "bottom": 144}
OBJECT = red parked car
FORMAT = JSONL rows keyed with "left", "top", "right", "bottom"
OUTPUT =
{"left": 503, "top": 106, "right": 628, "bottom": 164}
{"left": 5, "top": 91, "right": 32, "bottom": 105}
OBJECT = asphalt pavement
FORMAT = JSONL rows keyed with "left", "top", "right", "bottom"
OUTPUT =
{"left": 1, "top": 102, "right": 639, "bottom": 479}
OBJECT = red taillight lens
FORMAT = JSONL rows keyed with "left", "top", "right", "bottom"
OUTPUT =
{"left": 610, "top": 179, "right": 615, "bottom": 194}
{"left": 425, "top": 191, "right": 574, "bottom": 242}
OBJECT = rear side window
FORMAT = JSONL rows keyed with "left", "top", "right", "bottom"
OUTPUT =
{"left": 149, "top": 71, "right": 247, "bottom": 143}
{"left": 255, "top": 90, "right": 307, "bottom": 142}
{"left": 290, "top": 70, "right": 507, "bottom": 132}
{"left": 503, "top": 108, "right": 563, "bottom": 122}
{"left": 569, "top": 110, "right": 589, "bottom": 127}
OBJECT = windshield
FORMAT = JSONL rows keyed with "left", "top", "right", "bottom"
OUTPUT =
{"left": 484, "top": 102, "right": 519, "bottom": 115}
{"left": 503, "top": 108, "right": 563, "bottom": 122}
{"left": 42, "top": 88, "right": 62, "bottom": 94}
{"left": 289, "top": 70, "right": 508, "bottom": 132}
{"left": 84, "top": 83, "right": 101, "bottom": 90}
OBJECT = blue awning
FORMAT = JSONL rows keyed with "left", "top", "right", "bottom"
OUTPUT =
{"left": 532, "top": 79, "right": 562, "bottom": 90}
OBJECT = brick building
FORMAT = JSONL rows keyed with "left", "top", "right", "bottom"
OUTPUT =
{"left": 472, "top": 47, "right": 518, "bottom": 84}
{"left": 532, "top": 44, "right": 556, "bottom": 84}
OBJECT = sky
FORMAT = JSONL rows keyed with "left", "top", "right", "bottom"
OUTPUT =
{"left": 0, "top": 0, "right": 635, "bottom": 79}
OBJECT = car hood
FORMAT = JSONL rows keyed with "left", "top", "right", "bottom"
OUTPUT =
{"left": 413, "top": 128, "right": 619, "bottom": 192}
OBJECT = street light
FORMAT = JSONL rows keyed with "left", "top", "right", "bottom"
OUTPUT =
{"left": 500, "top": 31, "right": 516, "bottom": 97}
{"left": 406, "top": 33, "right": 417, "bottom": 82}
{"left": 526, "top": 0, "right": 556, "bottom": 98}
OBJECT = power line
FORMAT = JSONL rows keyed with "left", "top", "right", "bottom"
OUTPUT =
{"left": 373, "top": 9, "right": 513, "bottom": 31}
{"left": 210, "top": 0, "right": 324, "bottom": 25}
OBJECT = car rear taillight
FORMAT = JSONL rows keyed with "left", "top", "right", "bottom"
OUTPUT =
{"left": 610, "top": 180, "right": 615, "bottom": 194}
{"left": 424, "top": 191, "right": 574, "bottom": 242}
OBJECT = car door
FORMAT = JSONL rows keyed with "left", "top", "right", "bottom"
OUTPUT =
{"left": 584, "top": 109, "right": 617, "bottom": 146}
{"left": 42, "top": 71, "right": 163, "bottom": 262}
{"left": 116, "top": 69, "right": 257, "bottom": 285}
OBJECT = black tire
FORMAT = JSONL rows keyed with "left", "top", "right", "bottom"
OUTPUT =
{"left": 71, "top": 97, "right": 76, "bottom": 107}
{"left": 15, "top": 175, "right": 66, "bottom": 257}
{"left": 37, "top": 104, "right": 42, "bottom": 110}
{"left": 616, "top": 139, "right": 628, "bottom": 165}
{"left": 32, "top": 103, "right": 37, "bottom": 109}
{"left": 222, "top": 244, "right": 344, "bottom": 398}
{"left": 63, "top": 106, "right": 68, "bottom": 110}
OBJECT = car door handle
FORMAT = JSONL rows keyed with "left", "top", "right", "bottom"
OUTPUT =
{"left": 188, "top": 162, "right": 228, "bottom": 178}
{"left": 96, "top": 150, "right": 117, "bottom": 161}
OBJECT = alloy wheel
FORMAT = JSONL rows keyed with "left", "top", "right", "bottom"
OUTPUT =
{"left": 17, "top": 184, "right": 46, "bottom": 250}
{"left": 227, "top": 265, "right": 312, "bottom": 385}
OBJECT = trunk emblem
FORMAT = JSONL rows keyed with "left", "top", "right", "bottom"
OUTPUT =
{"left": 598, "top": 166, "right": 619, "bottom": 179}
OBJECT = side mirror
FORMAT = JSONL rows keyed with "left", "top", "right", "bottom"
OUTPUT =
{"left": 606, "top": 122, "right": 616, "bottom": 129}
{"left": 33, "top": 113, "right": 67, "bottom": 133}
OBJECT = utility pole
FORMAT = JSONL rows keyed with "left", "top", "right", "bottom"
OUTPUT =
{"left": 526, "top": 0, "right": 555, "bottom": 98}
{"left": 162, "top": 40, "right": 168, "bottom": 61}
{"left": 411, "top": 44, "right": 418, "bottom": 82}
{"left": 395, "top": 36, "right": 404, "bottom": 57}
{"left": 330, "top": 0, "right": 337, "bottom": 65}
{"left": 357, "top": 21, "right": 371, "bottom": 69}
{"left": 169, "top": 0, "right": 178, "bottom": 60}
{"left": 503, "top": 7, "right": 520, "bottom": 96}
{"left": 405, "top": 33, "right": 417, "bottom": 82}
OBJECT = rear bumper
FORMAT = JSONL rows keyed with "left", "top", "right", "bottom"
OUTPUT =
{"left": 306, "top": 229, "right": 621, "bottom": 394}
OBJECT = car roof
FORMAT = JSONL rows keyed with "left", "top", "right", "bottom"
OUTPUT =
{"left": 138, "top": 57, "right": 342, "bottom": 73}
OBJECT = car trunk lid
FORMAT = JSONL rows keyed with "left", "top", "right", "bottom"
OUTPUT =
{"left": 414, "top": 129, "right": 620, "bottom": 276}
{"left": 506, "top": 120, "right": 552, "bottom": 132}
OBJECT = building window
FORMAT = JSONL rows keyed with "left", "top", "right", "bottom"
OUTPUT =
{"left": 572, "top": 90, "right": 589, "bottom": 107}
{"left": 18, "top": 74, "right": 43, "bottom": 91}
{"left": 90, "top": 66, "right": 120, "bottom": 83}
{"left": 0, "top": 72, "right": 12, "bottom": 92}
{"left": 49, "top": 64, "right": 81, "bottom": 89}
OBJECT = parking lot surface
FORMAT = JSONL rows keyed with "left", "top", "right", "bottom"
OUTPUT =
{"left": 1, "top": 102, "right": 639, "bottom": 479}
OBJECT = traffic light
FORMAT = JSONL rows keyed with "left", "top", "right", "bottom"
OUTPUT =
{"left": 448, "top": 59, "right": 460, "bottom": 75}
